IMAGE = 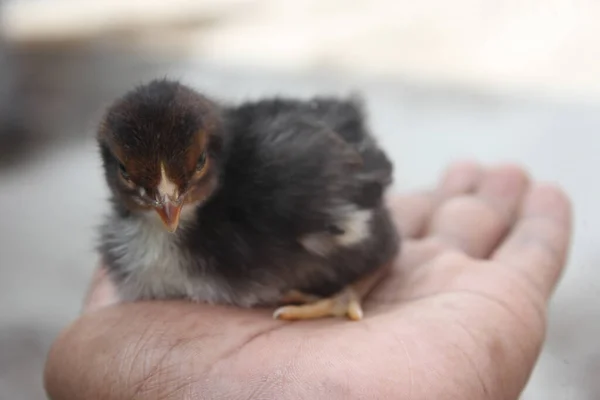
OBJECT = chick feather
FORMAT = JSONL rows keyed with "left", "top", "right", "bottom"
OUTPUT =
{"left": 97, "top": 80, "right": 400, "bottom": 309}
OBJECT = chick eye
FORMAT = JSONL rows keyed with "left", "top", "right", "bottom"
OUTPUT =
{"left": 118, "top": 163, "right": 131, "bottom": 181}
{"left": 196, "top": 152, "right": 207, "bottom": 172}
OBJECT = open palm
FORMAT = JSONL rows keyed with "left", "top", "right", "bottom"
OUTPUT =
{"left": 45, "top": 162, "right": 572, "bottom": 400}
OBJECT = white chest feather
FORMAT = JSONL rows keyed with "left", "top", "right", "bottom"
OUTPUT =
{"left": 106, "top": 208, "right": 232, "bottom": 303}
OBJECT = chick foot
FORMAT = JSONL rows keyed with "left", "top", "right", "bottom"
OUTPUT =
{"left": 279, "top": 289, "right": 321, "bottom": 305}
{"left": 273, "top": 287, "right": 363, "bottom": 321}
{"left": 273, "top": 263, "right": 390, "bottom": 321}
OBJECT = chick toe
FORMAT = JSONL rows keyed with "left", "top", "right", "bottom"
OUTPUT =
{"left": 273, "top": 287, "right": 363, "bottom": 321}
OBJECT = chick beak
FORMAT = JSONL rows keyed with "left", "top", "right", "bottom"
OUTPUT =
{"left": 155, "top": 201, "right": 183, "bottom": 233}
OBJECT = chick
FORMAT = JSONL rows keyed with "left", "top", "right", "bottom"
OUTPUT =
{"left": 97, "top": 79, "right": 400, "bottom": 321}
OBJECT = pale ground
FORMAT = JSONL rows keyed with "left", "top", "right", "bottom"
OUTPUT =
{"left": 0, "top": 1, "right": 599, "bottom": 399}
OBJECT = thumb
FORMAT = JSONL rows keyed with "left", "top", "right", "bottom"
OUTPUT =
{"left": 82, "top": 263, "right": 119, "bottom": 313}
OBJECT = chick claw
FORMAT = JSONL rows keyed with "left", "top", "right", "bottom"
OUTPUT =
{"left": 274, "top": 263, "right": 392, "bottom": 322}
{"left": 273, "top": 287, "right": 364, "bottom": 321}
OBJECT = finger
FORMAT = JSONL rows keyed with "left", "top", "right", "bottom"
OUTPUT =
{"left": 390, "top": 160, "right": 483, "bottom": 239}
{"left": 435, "top": 160, "right": 483, "bottom": 199}
{"left": 82, "top": 263, "right": 119, "bottom": 314}
{"left": 388, "top": 191, "right": 435, "bottom": 239}
{"left": 428, "top": 164, "right": 530, "bottom": 258}
{"left": 492, "top": 183, "right": 572, "bottom": 299}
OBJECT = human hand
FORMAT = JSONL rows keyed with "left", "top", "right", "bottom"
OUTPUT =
{"left": 44, "top": 162, "right": 572, "bottom": 399}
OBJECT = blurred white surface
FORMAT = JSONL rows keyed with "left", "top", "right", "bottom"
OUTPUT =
{"left": 3, "top": 0, "right": 600, "bottom": 101}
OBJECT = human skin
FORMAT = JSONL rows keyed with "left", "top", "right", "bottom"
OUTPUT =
{"left": 44, "top": 161, "right": 572, "bottom": 399}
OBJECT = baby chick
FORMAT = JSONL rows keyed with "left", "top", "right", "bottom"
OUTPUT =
{"left": 97, "top": 79, "right": 400, "bottom": 321}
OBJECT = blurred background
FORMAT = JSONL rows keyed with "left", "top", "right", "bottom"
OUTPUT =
{"left": 0, "top": 0, "right": 598, "bottom": 398}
